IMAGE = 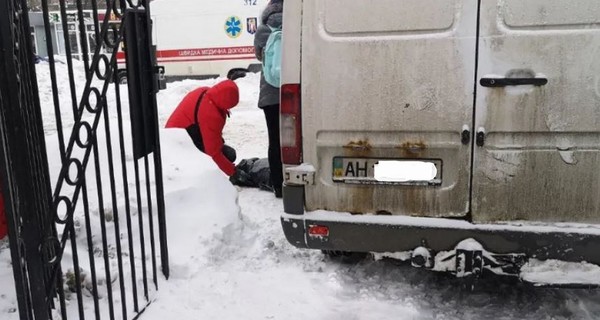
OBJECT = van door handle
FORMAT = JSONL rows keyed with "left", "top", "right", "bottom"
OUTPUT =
{"left": 476, "top": 128, "right": 485, "bottom": 147}
{"left": 461, "top": 125, "right": 470, "bottom": 145}
{"left": 480, "top": 77, "right": 548, "bottom": 87}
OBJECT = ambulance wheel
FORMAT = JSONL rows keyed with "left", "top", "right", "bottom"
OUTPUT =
{"left": 117, "top": 71, "right": 127, "bottom": 84}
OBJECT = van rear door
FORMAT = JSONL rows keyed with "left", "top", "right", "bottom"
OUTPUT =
{"left": 301, "top": 0, "right": 478, "bottom": 217}
{"left": 472, "top": 0, "right": 600, "bottom": 223}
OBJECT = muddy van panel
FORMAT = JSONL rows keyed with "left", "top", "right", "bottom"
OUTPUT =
{"left": 299, "top": 0, "right": 478, "bottom": 217}
{"left": 280, "top": 0, "right": 600, "bottom": 280}
{"left": 472, "top": 0, "right": 600, "bottom": 223}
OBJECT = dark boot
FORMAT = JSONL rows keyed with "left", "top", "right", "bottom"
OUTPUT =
{"left": 274, "top": 186, "right": 282, "bottom": 198}
{"left": 263, "top": 105, "right": 284, "bottom": 198}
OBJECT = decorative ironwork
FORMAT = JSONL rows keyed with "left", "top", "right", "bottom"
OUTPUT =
{"left": 0, "top": 0, "right": 169, "bottom": 319}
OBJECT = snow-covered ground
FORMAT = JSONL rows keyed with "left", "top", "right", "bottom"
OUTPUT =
{"left": 1, "top": 62, "right": 600, "bottom": 320}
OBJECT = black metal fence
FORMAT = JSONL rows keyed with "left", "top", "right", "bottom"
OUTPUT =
{"left": 0, "top": 0, "right": 169, "bottom": 319}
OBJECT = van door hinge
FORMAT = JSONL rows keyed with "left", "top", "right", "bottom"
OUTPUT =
{"left": 476, "top": 128, "right": 486, "bottom": 147}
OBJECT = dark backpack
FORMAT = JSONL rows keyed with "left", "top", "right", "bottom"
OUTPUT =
{"left": 185, "top": 91, "right": 207, "bottom": 152}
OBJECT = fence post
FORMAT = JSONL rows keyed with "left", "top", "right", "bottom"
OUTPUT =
{"left": 0, "top": 0, "right": 56, "bottom": 319}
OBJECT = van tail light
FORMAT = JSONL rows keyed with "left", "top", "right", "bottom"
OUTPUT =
{"left": 308, "top": 225, "right": 329, "bottom": 237}
{"left": 280, "top": 84, "right": 302, "bottom": 165}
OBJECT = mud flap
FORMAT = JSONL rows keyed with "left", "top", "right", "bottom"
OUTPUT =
{"left": 281, "top": 217, "right": 308, "bottom": 248}
{"left": 283, "top": 184, "right": 304, "bottom": 215}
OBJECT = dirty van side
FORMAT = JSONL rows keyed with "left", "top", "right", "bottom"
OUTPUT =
{"left": 279, "top": 0, "right": 600, "bottom": 281}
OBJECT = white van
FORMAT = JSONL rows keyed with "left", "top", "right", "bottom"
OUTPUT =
{"left": 125, "top": 0, "right": 268, "bottom": 80}
{"left": 280, "top": 0, "right": 600, "bottom": 284}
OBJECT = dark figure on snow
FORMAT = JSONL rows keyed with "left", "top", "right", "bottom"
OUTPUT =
{"left": 165, "top": 69, "right": 250, "bottom": 183}
{"left": 254, "top": 0, "right": 284, "bottom": 198}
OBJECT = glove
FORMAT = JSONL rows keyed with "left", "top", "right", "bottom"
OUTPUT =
{"left": 229, "top": 168, "right": 252, "bottom": 187}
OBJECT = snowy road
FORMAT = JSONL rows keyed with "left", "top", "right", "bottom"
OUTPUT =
{"left": 144, "top": 75, "right": 600, "bottom": 320}
{"left": 147, "top": 187, "right": 600, "bottom": 320}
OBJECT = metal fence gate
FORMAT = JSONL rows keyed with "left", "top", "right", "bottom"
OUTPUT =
{"left": 0, "top": 0, "right": 169, "bottom": 319}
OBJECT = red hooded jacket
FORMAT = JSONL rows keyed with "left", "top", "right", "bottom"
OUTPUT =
{"left": 165, "top": 80, "right": 239, "bottom": 176}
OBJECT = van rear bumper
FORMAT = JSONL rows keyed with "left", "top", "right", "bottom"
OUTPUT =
{"left": 281, "top": 212, "right": 600, "bottom": 266}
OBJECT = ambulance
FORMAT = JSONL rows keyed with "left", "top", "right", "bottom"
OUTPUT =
{"left": 49, "top": 1, "right": 268, "bottom": 82}
{"left": 144, "top": 0, "right": 269, "bottom": 81}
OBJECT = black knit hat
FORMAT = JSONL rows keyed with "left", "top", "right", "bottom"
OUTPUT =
{"left": 227, "top": 68, "right": 248, "bottom": 81}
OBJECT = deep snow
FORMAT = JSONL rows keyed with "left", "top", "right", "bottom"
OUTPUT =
{"left": 0, "top": 62, "right": 600, "bottom": 320}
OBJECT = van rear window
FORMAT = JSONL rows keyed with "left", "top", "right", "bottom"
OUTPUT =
{"left": 502, "top": 0, "right": 600, "bottom": 29}
{"left": 323, "top": 0, "right": 456, "bottom": 35}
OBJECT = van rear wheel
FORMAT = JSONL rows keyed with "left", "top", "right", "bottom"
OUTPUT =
{"left": 322, "top": 250, "right": 368, "bottom": 264}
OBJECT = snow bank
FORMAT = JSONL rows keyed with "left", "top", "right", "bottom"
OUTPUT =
{"left": 0, "top": 240, "right": 18, "bottom": 318}
{"left": 521, "top": 259, "right": 600, "bottom": 286}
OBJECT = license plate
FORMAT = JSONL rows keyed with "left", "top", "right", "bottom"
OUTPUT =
{"left": 332, "top": 157, "right": 442, "bottom": 185}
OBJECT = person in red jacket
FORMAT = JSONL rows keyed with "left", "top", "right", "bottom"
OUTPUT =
{"left": 165, "top": 69, "right": 250, "bottom": 183}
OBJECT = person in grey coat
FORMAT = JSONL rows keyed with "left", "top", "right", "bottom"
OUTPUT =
{"left": 254, "top": 0, "right": 283, "bottom": 198}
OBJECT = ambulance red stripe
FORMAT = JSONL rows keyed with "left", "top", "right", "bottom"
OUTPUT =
{"left": 116, "top": 46, "right": 256, "bottom": 63}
